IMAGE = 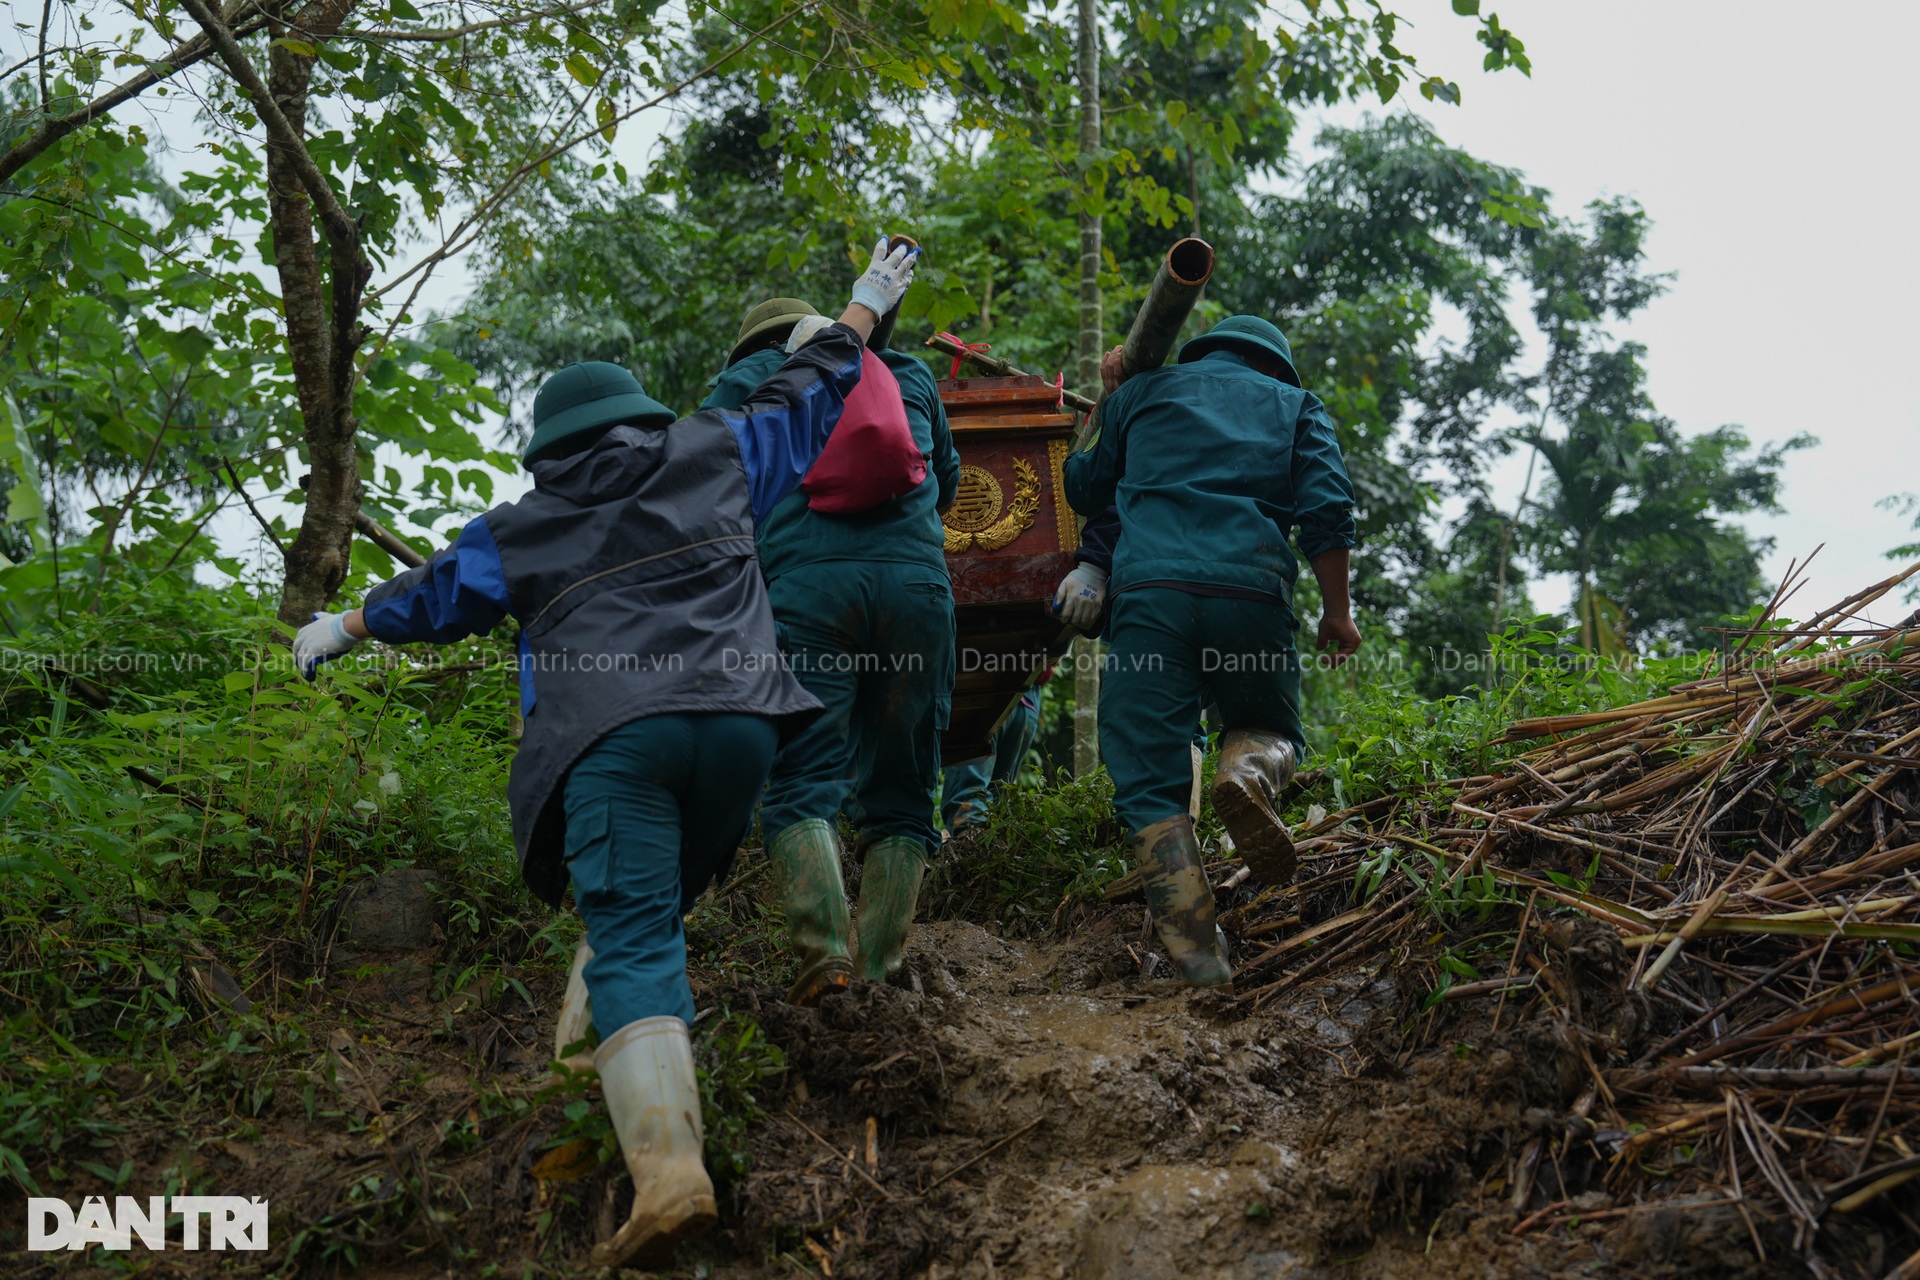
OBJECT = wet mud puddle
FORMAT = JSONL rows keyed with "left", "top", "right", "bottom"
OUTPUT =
{"left": 714, "top": 915, "right": 1596, "bottom": 1280}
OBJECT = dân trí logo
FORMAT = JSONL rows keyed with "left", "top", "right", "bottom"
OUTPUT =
{"left": 27, "top": 1196, "right": 269, "bottom": 1251}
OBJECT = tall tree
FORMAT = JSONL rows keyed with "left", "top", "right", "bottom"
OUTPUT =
{"left": 1219, "top": 116, "right": 1540, "bottom": 624}
{"left": 444, "top": 2, "right": 1526, "bottom": 420}
{"left": 1882, "top": 493, "right": 1920, "bottom": 602}
{"left": 1517, "top": 199, "right": 1810, "bottom": 654}
{"left": 0, "top": 107, "right": 507, "bottom": 630}
{"left": 2, "top": 0, "right": 831, "bottom": 623}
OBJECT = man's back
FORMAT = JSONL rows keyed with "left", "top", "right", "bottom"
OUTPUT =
{"left": 1065, "top": 349, "right": 1355, "bottom": 603}
{"left": 702, "top": 346, "right": 959, "bottom": 582}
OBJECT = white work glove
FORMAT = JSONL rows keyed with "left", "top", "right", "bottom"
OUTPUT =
{"left": 848, "top": 237, "right": 919, "bottom": 320}
{"left": 1052, "top": 563, "right": 1109, "bottom": 629}
{"left": 785, "top": 314, "right": 836, "bottom": 352}
{"left": 293, "top": 611, "right": 361, "bottom": 679}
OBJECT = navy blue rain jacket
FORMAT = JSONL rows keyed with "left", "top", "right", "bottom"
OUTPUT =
{"left": 358, "top": 326, "right": 868, "bottom": 904}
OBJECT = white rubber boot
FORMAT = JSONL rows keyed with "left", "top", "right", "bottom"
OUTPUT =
{"left": 553, "top": 939, "right": 595, "bottom": 1074}
{"left": 590, "top": 1016, "right": 718, "bottom": 1269}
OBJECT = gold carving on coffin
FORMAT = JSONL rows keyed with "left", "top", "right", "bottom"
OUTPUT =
{"left": 946, "top": 465, "right": 1003, "bottom": 532}
{"left": 943, "top": 459, "right": 1040, "bottom": 553}
{"left": 1047, "top": 438, "right": 1075, "bottom": 552}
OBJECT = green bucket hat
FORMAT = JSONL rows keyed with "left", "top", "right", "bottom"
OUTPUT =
{"left": 522, "top": 362, "right": 676, "bottom": 466}
{"left": 1178, "top": 315, "right": 1301, "bottom": 387}
{"left": 728, "top": 297, "right": 820, "bottom": 366}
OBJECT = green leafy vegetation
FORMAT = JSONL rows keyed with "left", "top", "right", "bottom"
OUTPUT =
{"left": 695, "top": 1011, "right": 788, "bottom": 1190}
{"left": 0, "top": 572, "right": 532, "bottom": 1194}
{"left": 0, "top": 567, "right": 1693, "bottom": 1196}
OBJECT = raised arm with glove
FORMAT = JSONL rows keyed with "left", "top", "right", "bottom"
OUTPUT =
{"left": 291, "top": 237, "right": 921, "bottom": 683}
{"left": 847, "top": 236, "right": 920, "bottom": 324}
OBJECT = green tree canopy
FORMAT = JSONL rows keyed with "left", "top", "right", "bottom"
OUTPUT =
{"left": 1516, "top": 199, "right": 1812, "bottom": 655}
{"left": 2, "top": 0, "right": 1519, "bottom": 625}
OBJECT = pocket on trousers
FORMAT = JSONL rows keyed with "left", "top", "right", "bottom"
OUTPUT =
{"left": 564, "top": 796, "right": 615, "bottom": 898}
{"left": 904, "top": 580, "right": 953, "bottom": 604}
{"left": 903, "top": 580, "right": 954, "bottom": 729}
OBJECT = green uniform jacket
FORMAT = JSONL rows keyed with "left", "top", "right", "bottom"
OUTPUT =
{"left": 1063, "top": 350, "right": 1356, "bottom": 604}
{"left": 702, "top": 347, "right": 961, "bottom": 582}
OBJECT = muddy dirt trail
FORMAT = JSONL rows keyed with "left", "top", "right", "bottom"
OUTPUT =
{"left": 7, "top": 901, "right": 1784, "bottom": 1280}
{"left": 682, "top": 910, "right": 1673, "bottom": 1280}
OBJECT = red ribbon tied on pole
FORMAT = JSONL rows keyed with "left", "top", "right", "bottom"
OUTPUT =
{"left": 934, "top": 331, "right": 991, "bottom": 380}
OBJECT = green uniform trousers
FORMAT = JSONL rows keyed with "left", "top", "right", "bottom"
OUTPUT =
{"left": 564, "top": 713, "right": 779, "bottom": 1029}
{"left": 1099, "top": 587, "right": 1305, "bottom": 834}
{"left": 761, "top": 560, "right": 954, "bottom": 852}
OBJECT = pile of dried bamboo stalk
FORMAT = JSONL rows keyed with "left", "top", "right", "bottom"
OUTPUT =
{"left": 1228, "top": 559, "right": 1920, "bottom": 1267}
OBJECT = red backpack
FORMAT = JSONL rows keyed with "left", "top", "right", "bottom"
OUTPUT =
{"left": 800, "top": 349, "right": 927, "bottom": 515}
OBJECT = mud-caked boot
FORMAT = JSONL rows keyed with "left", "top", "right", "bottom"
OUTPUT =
{"left": 1133, "top": 815, "right": 1232, "bottom": 988}
{"left": 851, "top": 835, "right": 927, "bottom": 982}
{"left": 552, "top": 938, "right": 596, "bottom": 1074}
{"left": 589, "top": 1016, "right": 718, "bottom": 1270}
{"left": 1188, "top": 741, "right": 1205, "bottom": 822}
{"left": 946, "top": 797, "right": 983, "bottom": 838}
{"left": 767, "top": 820, "right": 855, "bottom": 1006}
{"left": 1211, "top": 729, "right": 1300, "bottom": 886}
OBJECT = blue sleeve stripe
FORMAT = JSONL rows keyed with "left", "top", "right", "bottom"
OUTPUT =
{"left": 453, "top": 517, "right": 512, "bottom": 614}
{"left": 361, "top": 514, "right": 513, "bottom": 644}
{"left": 727, "top": 346, "right": 864, "bottom": 524}
{"left": 517, "top": 631, "right": 536, "bottom": 717}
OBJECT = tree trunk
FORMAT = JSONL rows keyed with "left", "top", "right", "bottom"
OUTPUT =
{"left": 1071, "top": 0, "right": 1103, "bottom": 779}
{"left": 1492, "top": 442, "right": 1539, "bottom": 635}
{"left": 261, "top": 0, "right": 369, "bottom": 626}
{"left": 178, "top": 0, "right": 369, "bottom": 625}
{"left": 1577, "top": 544, "right": 1594, "bottom": 652}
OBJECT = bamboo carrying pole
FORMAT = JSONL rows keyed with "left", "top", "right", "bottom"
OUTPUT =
{"left": 354, "top": 511, "right": 427, "bottom": 569}
{"left": 921, "top": 335, "right": 1096, "bottom": 412}
{"left": 1112, "top": 237, "right": 1216, "bottom": 385}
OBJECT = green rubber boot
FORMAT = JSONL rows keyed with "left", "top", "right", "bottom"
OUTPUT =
{"left": 1211, "top": 729, "right": 1300, "bottom": 887}
{"left": 1134, "top": 815, "right": 1232, "bottom": 988}
{"left": 851, "top": 836, "right": 927, "bottom": 982}
{"left": 766, "top": 820, "right": 854, "bottom": 1006}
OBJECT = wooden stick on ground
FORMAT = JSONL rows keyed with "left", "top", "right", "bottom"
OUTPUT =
{"left": 786, "top": 1111, "right": 894, "bottom": 1200}
{"left": 923, "top": 1116, "right": 1045, "bottom": 1190}
{"left": 1638, "top": 852, "right": 1757, "bottom": 993}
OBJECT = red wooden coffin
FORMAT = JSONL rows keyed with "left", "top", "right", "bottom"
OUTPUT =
{"left": 939, "top": 375, "right": 1080, "bottom": 764}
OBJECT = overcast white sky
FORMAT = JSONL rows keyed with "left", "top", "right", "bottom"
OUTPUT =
{"left": 1357, "top": 0, "right": 1919, "bottom": 622}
